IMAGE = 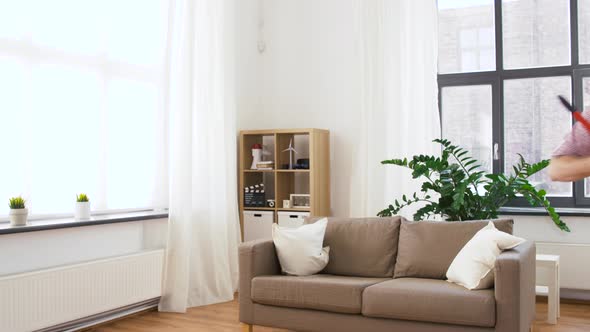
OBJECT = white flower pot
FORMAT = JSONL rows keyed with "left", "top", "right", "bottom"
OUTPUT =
{"left": 9, "top": 208, "right": 28, "bottom": 226}
{"left": 75, "top": 201, "right": 91, "bottom": 221}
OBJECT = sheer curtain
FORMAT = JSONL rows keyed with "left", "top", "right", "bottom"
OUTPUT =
{"left": 0, "top": 0, "right": 169, "bottom": 216}
{"left": 158, "top": 0, "right": 240, "bottom": 312}
{"left": 350, "top": 0, "right": 441, "bottom": 219}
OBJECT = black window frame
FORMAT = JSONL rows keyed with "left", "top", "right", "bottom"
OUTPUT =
{"left": 438, "top": 0, "right": 590, "bottom": 208}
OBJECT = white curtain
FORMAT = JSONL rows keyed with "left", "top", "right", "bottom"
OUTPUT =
{"left": 159, "top": 0, "right": 240, "bottom": 312}
{"left": 350, "top": 0, "right": 441, "bottom": 219}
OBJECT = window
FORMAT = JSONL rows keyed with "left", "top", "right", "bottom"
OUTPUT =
{"left": 0, "top": 1, "right": 169, "bottom": 217}
{"left": 438, "top": 0, "right": 590, "bottom": 207}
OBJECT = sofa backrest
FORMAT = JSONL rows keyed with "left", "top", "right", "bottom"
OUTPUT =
{"left": 306, "top": 216, "right": 402, "bottom": 278}
{"left": 394, "top": 219, "right": 514, "bottom": 279}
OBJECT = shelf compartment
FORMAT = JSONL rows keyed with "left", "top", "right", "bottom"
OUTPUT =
{"left": 276, "top": 172, "right": 310, "bottom": 209}
{"left": 276, "top": 133, "right": 310, "bottom": 170}
{"left": 241, "top": 134, "right": 275, "bottom": 171}
{"left": 242, "top": 172, "right": 275, "bottom": 208}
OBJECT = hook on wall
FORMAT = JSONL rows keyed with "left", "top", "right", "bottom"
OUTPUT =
{"left": 257, "top": 0, "right": 266, "bottom": 53}
{"left": 257, "top": 40, "right": 266, "bottom": 53}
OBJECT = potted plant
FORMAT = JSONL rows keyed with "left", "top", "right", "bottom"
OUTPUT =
{"left": 378, "top": 139, "right": 570, "bottom": 232}
{"left": 75, "top": 193, "right": 91, "bottom": 221}
{"left": 8, "top": 196, "right": 27, "bottom": 226}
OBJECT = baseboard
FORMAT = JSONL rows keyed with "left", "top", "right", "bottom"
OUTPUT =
{"left": 536, "top": 288, "right": 590, "bottom": 305}
{"left": 36, "top": 297, "right": 160, "bottom": 332}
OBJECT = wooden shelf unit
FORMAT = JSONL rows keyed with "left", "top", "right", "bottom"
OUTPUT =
{"left": 238, "top": 129, "right": 330, "bottom": 237}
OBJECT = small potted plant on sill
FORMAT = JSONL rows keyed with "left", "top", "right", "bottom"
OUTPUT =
{"left": 8, "top": 196, "right": 27, "bottom": 226}
{"left": 75, "top": 193, "right": 91, "bottom": 221}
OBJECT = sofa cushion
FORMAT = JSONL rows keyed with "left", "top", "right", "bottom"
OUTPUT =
{"left": 394, "top": 219, "right": 513, "bottom": 279}
{"left": 272, "top": 218, "right": 329, "bottom": 276}
{"left": 306, "top": 216, "right": 402, "bottom": 277}
{"left": 362, "top": 278, "right": 496, "bottom": 327}
{"left": 251, "top": 274, "right": 389, "bottom": 314}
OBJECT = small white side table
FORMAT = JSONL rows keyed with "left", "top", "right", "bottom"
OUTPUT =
{"left": 536, "top": 254, "right": 560, "bottom": 324}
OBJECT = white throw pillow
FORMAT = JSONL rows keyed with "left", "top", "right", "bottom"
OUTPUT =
{"left": 446, "top": 221, "right": 525, "bottom": 290}
{"left": 272, "top": 217, "right": 330, "bottom": 276}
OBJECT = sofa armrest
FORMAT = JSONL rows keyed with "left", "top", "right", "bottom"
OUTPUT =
{"left": 239, "top": 239, "right": 281, "bottom": 323}
{"left": 494, "top": 240, "right": 536, "bottom": 332}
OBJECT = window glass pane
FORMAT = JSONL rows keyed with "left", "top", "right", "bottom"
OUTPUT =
{"left": 502, "top": 0, "right": 570, "bottom": 69}
{"left": 105, "top": 0, "right": 168, "bottom": 66}
{"left": 438, "top": 0, "right": 495, "bottom": 74}
{"left": 0, "top": 1, "right": 28, "bottom": 40}
{"left": 29, "top": 64, "right": 102, "bottom": 214}
{"left": 579, "top": 0, "right": 590, "bottom": 64}
{"left": 480, "top": 49, "right": 495, "bottom": 69}
{"left": 0, "top": 56, "right": 27, "bottom": 216}
{"left": 442, "top": 85, "right": 493, "bottom": 173}
{"left": 106, "top": 79, "right": 159, "bottom": 209}
{"left": 31, "top": 1, "right": 103, "bottom": 56}
{"left": 504, "top": 77, "right": 572, "bottom": 196}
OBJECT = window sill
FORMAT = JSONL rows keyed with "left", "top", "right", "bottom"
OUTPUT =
{"left": 499, "top": 206, "right": 590, "bottom": 217}
{"left": 0, "top": 209, "right": 169, "bottom": 235}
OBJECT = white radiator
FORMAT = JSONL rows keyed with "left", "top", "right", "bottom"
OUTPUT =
{"left": 0, "top": 249, "right": 164, "bottom": 332}
{"left": 536, "top": 242, "right": 590, "bottom": 290}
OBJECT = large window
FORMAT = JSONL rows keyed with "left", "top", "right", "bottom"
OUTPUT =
{"left": 0, "top": 1, "right": 169, "bottom": 217}
{"left": 438, "top": 0, "right": 590, "bottom": 207}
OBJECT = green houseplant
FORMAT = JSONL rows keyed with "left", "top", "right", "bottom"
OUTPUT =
{"left": 378, "top": 139, "right": 569, "bottom": 232}
{"left": 75, "top": 193, "right": 91, "bottom": 221}
{"left": 76, "top": 193, "right": 89, "bottom": 202}
{"left": 8, "top": 196, "right": 28, "bottom": 226}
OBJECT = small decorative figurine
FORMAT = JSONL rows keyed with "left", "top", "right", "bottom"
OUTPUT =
{"left": 281, "top": 139, "right": 298, "bottom": 169}
{"left": 251, "top": 143, "right": 263, "bottom": 169}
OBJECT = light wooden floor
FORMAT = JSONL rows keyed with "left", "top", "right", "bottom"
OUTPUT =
{"left": 91, "top": 298, "right": 590, "bottom": 332}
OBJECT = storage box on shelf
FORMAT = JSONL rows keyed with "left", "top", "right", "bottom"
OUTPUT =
{"left": 277, "top": 211, "right": 310, "bottom": 228}
{"left": 238, "top": 129, "right": 330, "bottom": 241}
{"left": 243, "top": 211, "right": 274, "bottom": 242}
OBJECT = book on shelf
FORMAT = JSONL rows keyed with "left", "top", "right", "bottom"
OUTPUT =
{"left": 256, "top": 161, "right": 274, "bottom": 170}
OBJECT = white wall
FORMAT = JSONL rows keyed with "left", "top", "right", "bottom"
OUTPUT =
{"left": 236, "top": 0, "right": 361, "bottom": 217}
{"left": 0, "top": 219, "right": 168, "bottom": 276}
{"left": 508, "top": 215, "right": 590, "bottom": 290}
{"left": 235, "top": 0, "right": 263, "bottom": 129}
{"left": 236, "top": 0, "right": 590, "bottom": 290}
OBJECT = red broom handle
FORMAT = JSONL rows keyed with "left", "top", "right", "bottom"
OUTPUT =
{"left": 573, "top": 112, "right": 590, "bottom": 133}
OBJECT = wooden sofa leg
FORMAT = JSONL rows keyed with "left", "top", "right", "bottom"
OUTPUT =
{"left": 241, "top": 323, "right": 253, "bottom": 332}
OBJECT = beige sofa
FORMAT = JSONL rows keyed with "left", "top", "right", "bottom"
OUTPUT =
{"left": 239, "top": 217, "right": 535, "bottom": 332}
